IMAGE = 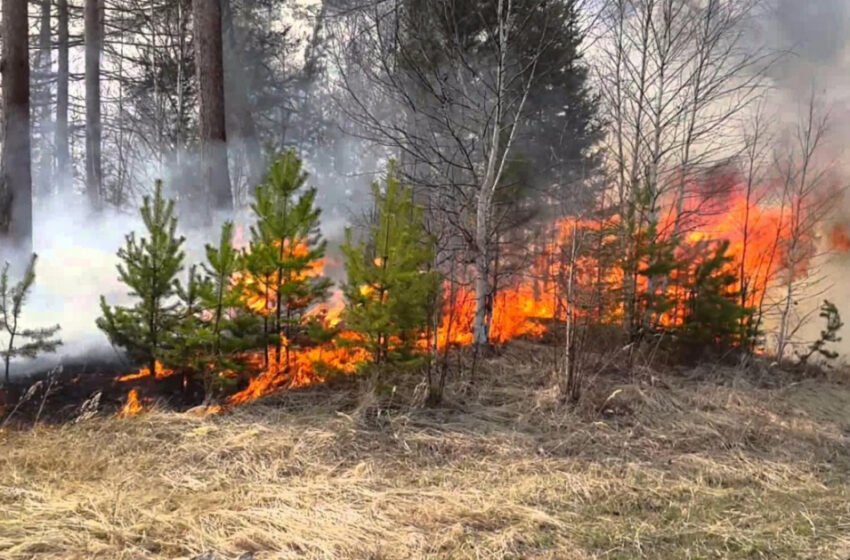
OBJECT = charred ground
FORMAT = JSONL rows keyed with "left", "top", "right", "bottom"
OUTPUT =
{"left": 1, "top": 354, "right": 207, "bottom": 425}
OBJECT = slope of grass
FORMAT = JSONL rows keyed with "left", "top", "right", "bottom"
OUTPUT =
{"left": 2, "top": 344, "right": 849, "bottom": 559}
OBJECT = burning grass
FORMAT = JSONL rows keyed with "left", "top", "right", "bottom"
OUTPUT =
{"left": 2, "top": 344, "right": 850, "bottom": 559}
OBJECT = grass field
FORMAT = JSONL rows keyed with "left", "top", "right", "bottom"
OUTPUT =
{"left": 2, "top": 344, "right": 850, "bottom": 559}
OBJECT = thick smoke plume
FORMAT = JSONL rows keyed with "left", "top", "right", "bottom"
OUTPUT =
{"left": 760, "top": 1, "right": 850, "bottom": 357}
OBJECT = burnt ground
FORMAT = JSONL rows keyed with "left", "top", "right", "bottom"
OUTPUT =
{"left": 0, "top": 353, "right": 208, "bottom": 425}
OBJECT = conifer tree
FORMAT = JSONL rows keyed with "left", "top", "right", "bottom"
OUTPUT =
{"left": 166, "top": 223, "right": 261, "bottom": 402}
{"left": 341, "top": 164, "right": 440, "bottom": 363}
{"left": 197, "top": 221, "right": 261, "bottom": 400}
{"left": 166, "top": 264, "right": 213, "bottom": 395}
{"left": 246, "top": 150, "right": 331, "bottom": 370}
{"left": 680, "top": 240, "right": 751, "bottom": 354}
{"left": 0, "top": 254, "right": 62, "bottom": 386}
{"left": 799, "top": 300, "right": 843, "bottom": 365}
{"left": 98, "top": 181, "right": 186, "bottom": 377}
{"left": 203, "top": 221, "right": 254, "bottom": 358}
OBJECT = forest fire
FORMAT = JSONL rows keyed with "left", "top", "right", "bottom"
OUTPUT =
{"left": 305, "top": 290, "right": 345, "bottom": 329}
{"left": 434, "top": 284, "right": 557, "bottom": 349}
{"left": 104, "top": 167, "right": 827, "bottom": 415}
{"left": 235, "top": 241, "right": 326, "bottom": 315}
{"left": 433, "top": 173, "right": 808, "bottom": 344}
{"left": 659, "top": 184, "right": 793, "bottom": 326}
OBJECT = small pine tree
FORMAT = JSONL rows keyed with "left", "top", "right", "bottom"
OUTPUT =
{"left": 799, "top": 300, "right": 843, "bottom": 365}
{"left": 98, "top": 180, "right": 186, "bottom": 377}
{"left": 639, "top": 226, "right": 678, "bottom": 333}
{"left": 166, "top": 264, "right": 214, "bottom": 395}
{"left": 620, "top": 180, "right": 678, "bottom": 341}
{"left": 0, "top": 254, "right": 62, "bottom": 386}
{"left": 679, "top": 240, "right": 752, "bottom": 354}
{"left": 203, "top": 222, "right": 257, "bottom": 356}
{"left": 198, "top": 221, "right": 261, "bottom": 399}
{"left": 166, "top": 223, "right": 262, "bottom": 402}
{"left": 246, "top": 150, "right": 331, "bottom": 369}
{"left": 341, "top": 163, "right": 440, "bottom": 363}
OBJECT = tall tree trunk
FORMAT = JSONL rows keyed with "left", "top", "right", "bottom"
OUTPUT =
{"left": 35, "top": 0, "right": 53, "bottom": 200}
{"left": 472, "top": 0, "right": 507, "bottom": 349}
{"left": 472, "top": 182, "right": 495, "bottom": 348}
{"left": 1, "top": 0, "right": 33, "bottom": 253}
{"left": 56, "top": 0, "right": 71, "bottom": 192}
{"left": 85, "top": 0, "right": 104, "bottom": 210}
{"left": 222, "top": 0, "right": 264, "bottom": 195}
{"left": 193, "top": 0, "right": 233, "bottom": 218}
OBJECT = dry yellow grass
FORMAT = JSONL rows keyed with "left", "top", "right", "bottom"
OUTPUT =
{"left": 2, "top": 345, "right": 850, "bottom": 559}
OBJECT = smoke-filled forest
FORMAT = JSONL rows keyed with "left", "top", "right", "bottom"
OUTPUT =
{"left": 2, "top": 0, "right": 850, "bottom": 558}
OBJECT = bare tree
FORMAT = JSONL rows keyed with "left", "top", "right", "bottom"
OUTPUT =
{"left": 736, "top": 100, "right": 781, "bottom": 348}
{"left": 331, "top": 0, "right": 580, "bottom": 348}
{"left": 594, "top": 0, "right": 773, "bottom": 335}
{"left": 86, "top": 0, "right": 105, "bottom": 209}
{"left": 1, "top": 0, "right": 33, "bottom": 252}
{"left": 56, "top": 0, "right": 71, "bottom": 191}
{"left": 222, "top": 0, "right": 264, "bottom": 191}
{"left": 34, "top": 0, "right": 53, "bottom": 199}
{"left": 772, "top": 90, "right": 835, "bottom": 362}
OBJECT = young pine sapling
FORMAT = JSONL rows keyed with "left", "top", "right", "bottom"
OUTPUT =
{"left": 798, "top": 300, "right": 843, "bottom": 366}
{"left": 0, "top": 254, "right": 62, "bottom": 386}
{"left": 177, "top": 221, "right": 258, "bottom": 401}
{"left": 97, "top": 180, "right": 185, "bottom": 377}
{"left": 246, "top": 150, "right": 331, "bottom": 370}
{"left": 341, "top": 163, "right": 440, "bottom": 364}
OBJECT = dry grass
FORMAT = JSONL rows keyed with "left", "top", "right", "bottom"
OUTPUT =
{"left": 2, "top": 343, "right": 850, "bottom": 559}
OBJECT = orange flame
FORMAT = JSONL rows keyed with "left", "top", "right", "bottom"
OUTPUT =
{"left": 115, "top": 168, "right": 826, "bottom": 412}
{"left": 226, "top": 333, "right": 370, "bottom": 405}
{"left": 236, "top": 240, "right": 325, "bottom": 315}
{"left": 433, "top": 172, "right": 813, "bottom": 344}
{"left": 118, "top": 389, "right": 143, "bottom": 417}
{"left": 304, "top": 290, "right": 345, "bottom": 329}
{"left": 116, "top": 361, "right": 175, "bottom": 382}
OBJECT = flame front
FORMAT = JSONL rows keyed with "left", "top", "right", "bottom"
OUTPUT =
{"left": 113, "top": 170, "right": 830, "bottom": 412}
{"left": 226, "top": 334, "right": 370, "bottom": 405}
{"left": 434, "top": 174, "right": 814, "bottom": 347}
